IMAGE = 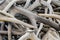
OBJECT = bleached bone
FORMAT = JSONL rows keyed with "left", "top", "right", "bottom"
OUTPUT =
{"left": 27, "top": 0, "right": 41, "bottom": 11}
{"left": 42, "top": 28, "right": 60, "bottom": 40}
{"left": 8, "top": 24, "right": 12, "bottom": 40}
{"left": 14, "top": 6, "right": 60, "bottom": 31}
{"left": 38, "top": 14, "right": 60, "bottom": 20}
{"left": 52, "top": 0, "right": 60, "bottom": 6}
{"left": 41, "top": 0, "right": 53, "bottom": 14}
{"left": 24, "top": 0, "right": 31, "bottom": 9}
{"left": 18, "top": 30, "right": 40, "bottom": 40}
{"left": 3, "top": 0, "right": 19, "bottom": 12}
{"left": 36, "top": 23, "right": 43, "bottom": 36}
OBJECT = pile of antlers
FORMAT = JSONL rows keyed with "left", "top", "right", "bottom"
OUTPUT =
{"left": 0, "top": 0, "right": 60, "bottom": 40}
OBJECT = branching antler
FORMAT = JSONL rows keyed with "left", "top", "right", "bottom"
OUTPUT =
{"left": 0, "top": 0, "right": 60, "bottom": 40}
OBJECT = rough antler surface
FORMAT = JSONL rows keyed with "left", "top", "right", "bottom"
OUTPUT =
{"left": 0, "top": 0, "right": 60, "bottom": 40}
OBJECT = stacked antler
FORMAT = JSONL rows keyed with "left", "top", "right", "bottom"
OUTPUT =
{"left": 0, "top": 0, "right": 60, "bottom": 40}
